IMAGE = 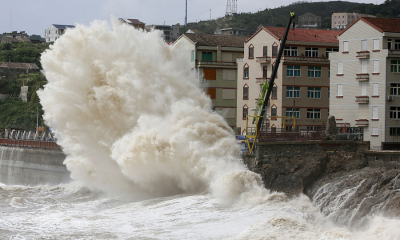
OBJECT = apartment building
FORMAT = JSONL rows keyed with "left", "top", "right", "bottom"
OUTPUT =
{"left": 330, "top": 17, "right": 400, "bottom": 150}
{"left": 45, "top": 24, "right": 75, "bottom": 42}
{"left": 145, "top": 24, "right": 180, "bottom": 42}
{"left": 332, "top": 12, "right": 374, "bottom": 30}
{"left": 298, "top": 12, "right": 322, "bottom": 29}
{"left": 173, "top": 33, "right": 247, "bottom": 133}
{"left": 237, "top": 27, "right": 339, "bottom": 135}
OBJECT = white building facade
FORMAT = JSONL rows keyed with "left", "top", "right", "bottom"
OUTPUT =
{"left": 45, "top": 24, "right": 75, "bottom": 42}
{"left": 330, "top": 17, "right": 400, "bottom": 149}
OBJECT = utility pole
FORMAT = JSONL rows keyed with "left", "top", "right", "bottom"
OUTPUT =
{"left": 210, "top": 9, "right": 212, "bottom": 20}
{"left": 36, "top": 108, "right": 38, "bottom": 128}
{"left": 185, "top": 0, "right": 187, "bottom": 26}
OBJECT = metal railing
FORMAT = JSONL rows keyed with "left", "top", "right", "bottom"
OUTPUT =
{"left": 0, "top": 139, "right": 61, "bottom": 149}
{"left": 337, "top": 126, "right": 364, "bottom": 141}
{"left": 258, "top": 128, "right": 326, "bottom": 142}
{"left": 282, "top": 56, "right": 329, "bottom": 62}
{"left": 198, "top": 61, "right": 236, "bottom": 66}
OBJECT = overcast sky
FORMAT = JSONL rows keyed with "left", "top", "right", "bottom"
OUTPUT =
{"left": 0, "top": 0, "right": 385, "bottom": 36}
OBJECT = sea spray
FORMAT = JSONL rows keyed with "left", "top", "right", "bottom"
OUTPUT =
{"left": 38, "top": 18, "right": 265, "bottom": 201}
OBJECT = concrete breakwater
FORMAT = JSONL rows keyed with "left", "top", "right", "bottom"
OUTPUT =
{"left": 0, "top": 146, "right": 70, "bottom": 186}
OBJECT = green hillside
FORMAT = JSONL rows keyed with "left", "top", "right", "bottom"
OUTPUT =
{"left": 181, "top": 0, "right": 400, "bottom": 35}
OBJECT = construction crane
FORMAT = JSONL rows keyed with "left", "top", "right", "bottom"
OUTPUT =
{"left": 246, "top": 12, "right": 296, "bottom": 153}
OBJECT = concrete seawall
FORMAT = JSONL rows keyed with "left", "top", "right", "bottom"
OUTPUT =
{"left": 0, "top": 146, "right": 70, "bottom": 186}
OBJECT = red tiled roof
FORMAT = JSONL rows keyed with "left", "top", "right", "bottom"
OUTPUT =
{"left": 127, "top": 19, "right": 145, "bottom": 25}
{"left": 182, "top": 33, "right": 247, "bottom": 48}
{"left": 0, "top": 62, "right": 39, "bottom": 70}
{"left": 340, "top": 17, "right": 400, "bottom": 36}
{"left": 254, "top": 27, "right": 340, "bottom": 43}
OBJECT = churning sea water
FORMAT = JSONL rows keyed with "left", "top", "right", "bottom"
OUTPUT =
{"left": 1, "top": 17, "right": 397, "bottom": 239}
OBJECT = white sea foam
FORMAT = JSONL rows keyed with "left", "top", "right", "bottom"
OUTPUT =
{"left": 38, "top": 17, "right": 266, "bottom": 203}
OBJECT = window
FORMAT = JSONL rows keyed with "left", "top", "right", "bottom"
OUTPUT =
{"left": 361, "top": 40, "right": 367, "bottom": 51}
{"left": 373, "top": 60, "right": 379, "bottom": 73}
{"left": 326, "top": 48, "right": 339, "bottom": 58}
{"left": 390, "top": 127, "right": 400, "bottom": 136}
{"left": 205, "top": 88, "right": 216, "bottom": 99}
{"left": 222, "top": 108, "right": 236, "bottom": 119}
{"left": 286, "top": 86, "right": 300, "bottom": 98}
{"left": 396, "top": 40, "right": 400, "bottom": 50}
{"left": 343, "top": 41, "right": 349, "bottom": 52}
{"left": 361, "top": 83, "right": 367, "bottom": 96}
{"left": 307, "top": 109, "right": 321, "bottom": 119}
{"left": 249, "top": 45, "right": 254, "bottom": 58}
{"left": 286, "top": 108, "right": 300, "bottom": 118}
{"left": 203, "top": 68, "right": 216, "bottom": 80}
{"left": 308, "top": 87, "right": 321, "bottom": 98}
{"left": 337, "top": 62, "right": 344, "bottom": 75}
{"left": 243, "top": 85, "right": 249, "bottom": 99}
{"left": 243, "top": 105, "right": 248, "bottom": 119}
{"left": 191, "top": 51, "right": 194, "bottom": 62}
{"left": 337, "top": 84, "right": 343, "bottom": 96}
{"left": 372, "top": 127, "right": 378, "bottom": 136}
{"left": 391, "top": 60, "right": 400, "bottom": 73}
{"left": 272, "top": 85, "right": 277, "bottom": 99}
{"left": 263, "top": 66, "right": 268, "bottom": 78}
{"left": 373, "top": 83, "right": 379, "bottom": 96}
{"left": 223, "top": 69, "right": 236, "bottom": 81}
{"left": 373, "top": 39, "right": 379, "bottom": 50}
{"left": 308, "top": 66, "right": 321, "bottom": 77}
{"left": 305, "top": 47, "right": 318, "bottom": 57}
{"left": 388, "top": 39, "right": 392, "bottom": 49}
{"left": 390, "top": 107, "right": 400, "bottom": 119}
{"left": 361, "top": 60, "right": 367, "bottom": 73}
{"left": 284, "top": 46, "right": 298, "bottom": 56}
{"left": 328, "top": 87, "right": 330, "bottom": 98}
{"left": 263, "top": 46, "right": 268, "bottom": 57}
{"left": 287, "top": 66, "right": 300, "bottom": 77}
{"left": 372, "top": 106, "right": 378, "bottom": 119}
{"left": 272, "top": 44, "right": 278, "bottom": 57}
{"left": 244, "top": 64, "right": 249, "bottom": 78}
{"left": 391, "top": 83, "right": 400, "bottom": 95}
{"left": 202, "top": 52, "right": 213, "bottom": 61}
{"left": 222, "top": 89, "right": 236, "bottom": 99}
{"left": 271, "top": 106, "right": 277, "bottom": 118}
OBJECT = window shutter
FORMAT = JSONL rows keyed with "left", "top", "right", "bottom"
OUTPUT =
{"left": 373, "top": 39, "right": 379, "bottom": 50}
{"left": 223, "top": 69, "right": 235, "bottom": 80}
{"left": 343, "top": 41, "right": 348, "bottom": 52}
{"left": 222, "top": 52, "right": 232, "bottom": 62}
{"left": 361, "top": 60, "right": 367, "bottom": 73}
{"left": 372, "top": 127, "right": 378, "bottom": 135}
{"left": 222, "top": 89, "right": 236, "bottom": 99}
{"left": 338, "top": 62, "right": 343, "bottom": 74}
{"left": 223, "top": 108, "right": 236, "bottom": 119}
{"left": 372, "top": 106, "right": 378, "bottom": 119}
{"left": 337, "top": 84, "right": 343, "bottom": 96}
{"left": 361, "top": 40, "right": 367, "bottom": 51}
{"left": 361, "top": 83, "right": 367, "bottom": 96}
{"left": 203, "top": 68, "right": 216, "bottom": 80}
{"left": 373, "top": 83, "right": 378, "bottom": 96}
{"left": 373, "top": 60, "right": 379, "bottom": 73}
{"left": 205, "top": 88, "right": 216, "bottom": 99}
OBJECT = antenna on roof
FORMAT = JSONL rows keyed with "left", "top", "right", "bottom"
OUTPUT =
{"left": 185, "top": 0, "right": 188, "bottom": 26}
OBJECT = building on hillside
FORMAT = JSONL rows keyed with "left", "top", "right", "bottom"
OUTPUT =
{"left": 237, "top": 27, "right": 339, "bottom": 135}
{"left": 29, "top": 35, "right": 45, "bottom": 43}
{"left": 45, "top": 24, "right": 75, "bottom": 42}
{"left": 186, "top": 29, "right": 203, "bottom": 34}
{"left": 329, "top": 17, "right": 400, "bottom": 150}
{"left": 214, "top": 27, "right": 247, "bottom": 36}
{"left": 1, "top": 31, "right": 31, "bottom": 44}
{"left": 173, "top": 33, "right": 248, "bottom": 133}
{"left": 119, "top": 18, "right": 145, "bottom": 29}
{"left": 0, "top": 62, "right": 40, "bottom": 80}
{"left": 145, "top": 24, "right": 180, "bottom": 42}
{"left": 297, "top": 12, "right": 322, "bottom": 29}
{"left": 332, "top": 12, "right": 375, "bottom": 30}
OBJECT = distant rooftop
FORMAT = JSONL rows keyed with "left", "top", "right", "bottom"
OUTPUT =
{"left": 182, "top": 33, "right": 248, "bottom": 47}
{"left": 52, "top": 24, "right": 75, "bottom": 29}
{"left": 119, "top": 18, "right": 145, "bottom": 25}
{"left": 247, "top": 27, "right": 339, "bottom": 43}
{"left": 340, "top": 17, "right": 400, "bottom": 36}
{"left": 0, "top": 62, "right": 39, "bottom": 70}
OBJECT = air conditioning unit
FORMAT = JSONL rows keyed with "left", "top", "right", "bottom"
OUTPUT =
{"left": 388, "top": 95, "right": 394, "bottom": 101}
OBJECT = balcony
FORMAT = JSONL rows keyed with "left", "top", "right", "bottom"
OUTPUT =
{"left": 355, "top": 119, "right": 369, "bottom": 127}
{"left": 356, "top": 73, "right": 369, "bottom": 81}
{"left": 282, "top": 56, "right": 329, "bottom": 64}
{"left": 236, "top": 58, "right": 243, "bottom": 63}
{"left": 388, "top": 49, "right": 400, "bottom": 57}
{"left": 256, "top": 56, "right": 271, "bottom": 64}
{"left": 355, "top": 96, "right": 369, "bottom": 104}
{"left": 198, "top": 61, "right": 237, "bottom": 68}
{"left": 356, "top": 51, "right": 370, "bottom": 58}
{"left": 256, "top": 77, "right": 269, "bottom": 83}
